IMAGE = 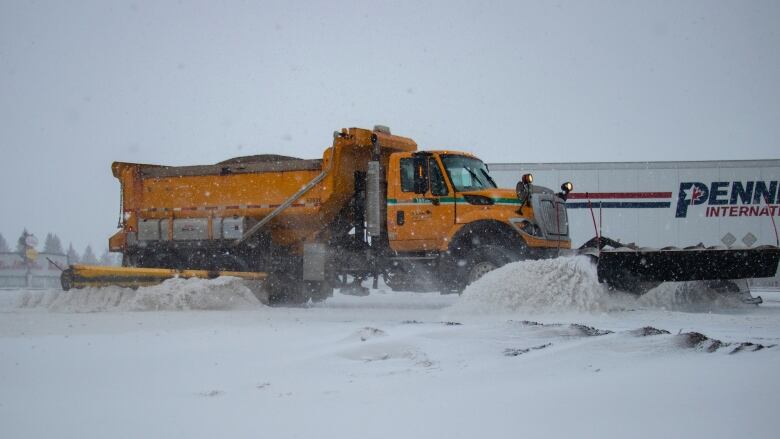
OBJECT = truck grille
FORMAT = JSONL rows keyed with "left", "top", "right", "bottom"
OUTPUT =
{"left": 534, "top": 195, "right": 569, "bottom": 238}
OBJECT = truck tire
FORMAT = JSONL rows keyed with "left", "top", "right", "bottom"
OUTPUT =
{"left": 382, "top": 260, "right": 437, "bottom": 292}
{"left": 306, "top": 280, "right": 332, "bottom": 303}
{"left": 137, "top": 250, "right": 180, "bottom": 269}
{"left": 457, "top": 245, "right": 517, "bottom": 292}
{"left": 382, "top": 270, "right": 414, "bottom": 291}
{"left": 266, "top": 273, "right": 308, "bottom": 305}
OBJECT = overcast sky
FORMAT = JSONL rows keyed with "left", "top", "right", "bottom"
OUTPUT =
{"left": 1, "top": 0, "right": 779, "bottom": 252}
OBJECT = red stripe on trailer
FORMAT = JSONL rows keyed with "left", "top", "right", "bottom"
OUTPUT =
{"left": 568, "top": 192, "right": 672, "bottom": 200}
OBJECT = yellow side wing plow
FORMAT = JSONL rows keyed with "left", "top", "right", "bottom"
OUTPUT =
{"left": 60, "top": 264, "right": 267, "bottom": 291}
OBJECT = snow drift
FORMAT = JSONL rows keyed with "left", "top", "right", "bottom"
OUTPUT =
{"left": 16, "top": 276, "right": 264, "bottom": 312}
{"left": 451, "top": 256, "right": 751, "bottom": 314}
{"left": 452, "top": 256, "right": 626, "bottom": 313}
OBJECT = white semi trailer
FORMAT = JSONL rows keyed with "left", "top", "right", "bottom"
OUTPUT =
{"left": 489, "top": 159, "right": 780, "bottom": 287}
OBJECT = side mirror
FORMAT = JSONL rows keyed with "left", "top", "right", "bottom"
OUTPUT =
{"left": 515, "top": 173, "right": 533, "bottom": 213}
{"left": 412, "top": 154, "right": 429, "bottom": 194}
{"left": 516, "top": 173, "right": 533, "bottom": 202}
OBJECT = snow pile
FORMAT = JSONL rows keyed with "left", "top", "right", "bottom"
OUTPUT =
{"left": 452, "top": 256, "right": 631, "bottom": 314}
{"left": 16, "top": 276, "right": 264, "bottom": 312}
{"left": 451, "top": 256, "right": 752, "bottom": 314}
{"left": 127, "top": 276, "right": 264, "bottom": 311}
{"left": 639, "top": 281, "right": 750, "bottom": 312}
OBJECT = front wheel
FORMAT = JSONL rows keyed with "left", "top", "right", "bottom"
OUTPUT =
{"left": 455, "top": 245, "right": 518, "bottom": 292}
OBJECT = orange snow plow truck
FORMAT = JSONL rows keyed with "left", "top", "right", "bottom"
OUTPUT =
{"left": 62, "top": 126, "right": 779, "bottom": 304}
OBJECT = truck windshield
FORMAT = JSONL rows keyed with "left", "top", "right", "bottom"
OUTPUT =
{"left": 440, "top": 155, "right": 497, "bottom": 191}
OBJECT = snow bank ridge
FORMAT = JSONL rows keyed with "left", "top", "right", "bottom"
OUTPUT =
{"left": 17, "top": 276, "right": 264, "bottom": 312}
{"left": 453, "top": 256, "right": 624, "bottom": 313}
{"left": 451, "top": 256, "right": 753, "bottom": 314}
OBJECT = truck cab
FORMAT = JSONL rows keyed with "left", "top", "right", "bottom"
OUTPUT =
{"left": 381, "top": 149, "right": 572, "bottom": 291}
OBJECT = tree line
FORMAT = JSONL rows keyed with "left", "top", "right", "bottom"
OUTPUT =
{"left": 0, "top": 230, "right": 119, "bottom": 266}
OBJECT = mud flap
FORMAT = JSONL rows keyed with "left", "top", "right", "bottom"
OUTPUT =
{"left": 595, "top": 245, "right": 780, "bottom": 293}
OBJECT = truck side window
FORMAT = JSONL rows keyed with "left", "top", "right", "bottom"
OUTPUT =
{"left": 429, "top": 158, "right": 448, "bottom": 196}
{"left": 400, "top": 158, "right": 415, "bottom": 192}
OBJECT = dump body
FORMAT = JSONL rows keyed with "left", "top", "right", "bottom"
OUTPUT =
{"left": 110, "top": 128, "right": 417, "bottom": 254}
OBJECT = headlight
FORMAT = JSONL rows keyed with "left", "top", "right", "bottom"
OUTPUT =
{"left": 509, "top": 218, "right": 541, "bottom": 237}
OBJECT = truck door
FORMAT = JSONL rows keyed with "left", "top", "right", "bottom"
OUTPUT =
{"left": 387, "top": 154, "right": 455, "bottom": 252}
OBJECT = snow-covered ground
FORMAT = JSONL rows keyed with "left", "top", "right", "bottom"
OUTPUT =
{"left": 1, "top": 257, "right": 779, "bottom": 439}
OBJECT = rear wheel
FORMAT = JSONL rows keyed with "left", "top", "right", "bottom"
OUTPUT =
{"left": 382, "top": 260, "right": 438, "bottom": 292}
{"left": 306, "top": 280, "right": 333, "bottom": 303}
{"left": 382, "top": 267, "right": 412, "bottom": 291}
{"left": 209, "top": 253, "right": 248, "bottom": 272}
{"left": 137, "top": 250, "right": 180, "bottom": 269}
{"left": 266, "top": 272, "right": 308, "bottom": 305}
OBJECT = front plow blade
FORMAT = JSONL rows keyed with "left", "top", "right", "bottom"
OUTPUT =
{"left": 596, "top": 245, "right": 780, "bottom": 292}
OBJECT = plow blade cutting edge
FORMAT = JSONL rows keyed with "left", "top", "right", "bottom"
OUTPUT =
{"left": 594, "top": 245, "right": 780, "bottom": 292}
{"left": 60, "top": 264, "right": 267, "bottom": 291}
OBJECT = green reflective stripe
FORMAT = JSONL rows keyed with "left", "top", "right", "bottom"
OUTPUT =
{"left": 387, "top": 198, "right": 460, "bottom": 204}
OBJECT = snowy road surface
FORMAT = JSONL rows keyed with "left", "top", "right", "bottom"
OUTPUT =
{"left": 1, "top": 258, "right": 779, "bottom": 439}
